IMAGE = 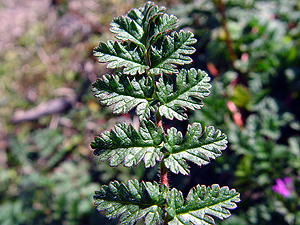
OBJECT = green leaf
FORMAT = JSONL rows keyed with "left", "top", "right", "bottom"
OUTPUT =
{"left": 94, "top": 180, "right": 168, "bottom": 225}
{"left": 147, "top": 13, "right": 178, "bottom": 48}
{"left": 106, "top": 1, "right": 179, "bottom": 75}
{"left": 167, "top": 184, "right": 240, "bottom": 225}
{"left": 91, "top": 120, "right": 164, "bottom": 168}
{"left": 149, "top": 31, "right": 197, "bottom": 75}
{"left": 163, "top": 123, "right": 227, "bottom": 175}
{"left": 92, "top": 73, "right": 155, "bottom": 118}
{"left": 95, "top": 2, "right": 193, "bottom": 76}
{"left": 110, "top": 13, "right": 145, "bottom": 50}
{"left": 110, "top": 1, "right": 171, "bottom": 50}
{"left": 157, "top": 68, "right": 211, "bottom": 121}
{"left": 93, "top": 40, "right": 148, "bottom": 75}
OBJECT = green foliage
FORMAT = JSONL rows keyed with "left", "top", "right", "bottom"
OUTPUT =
{"left": 94, "top": 180, "right": 168, "bottom": 225}
{"left": 91, "top": 1, "right": 240, "bottom": 224}
{"left": 92, "top": 73, "right": 155, "bottom": 118}
{"left": 93, "top": 1, "right": 196, "bottom": 76}
{"left": 94, "top": 180, "right": 239, "bottom": 225}
{"left": 93, "top": 30, "right": 196, "bottom": 76}
{"left": 91, "top": 120, "right": 227, "bottom": 174}
{"left": 92, "top": 68, "right": 211, "bottom": 120}
{"left": 148, "top": 30, "right": 196, "bottom": 75}
{"left": 109, "top": 2, "right": 177, "bottom": 50}
{"left": 91, "top": 120, "right": 164, "bottom": 168}
{"left": 167, "top": 184, "right": 240, "bottom": 224}
{"left": 156, "top": 68, "right": 211, "bottom": 120}
{"left": 163, "top": 123, "right": 227, "bottom": 175}
{"left": 109, "top": 2, "right": 166, "bottom": 48}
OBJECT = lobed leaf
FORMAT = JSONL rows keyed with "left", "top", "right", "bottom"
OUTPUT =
{"left": 149, "top": 30, "right": 197, "bottom": 75}
{"left": 157, "top": 68, "right": 211, "bottom": 120}
{"left": 93, "top": 40, "right": 148, "bottom": 75}
{"left": 91, "top": 120, "right": 164, "bottom": 168}
{"left": 92, "top": 73, "right": 155, "bottom": 119}
{"left": 163, "top": 123, "right": 227, "bottom": 175}
{"left": 167, "top": 184, "right": 240, "bottom": 225}
{"left": 95, "top": 2, "right": 195, "bottom": 76}
{"left": 146, "top": 13, "right": 178, "bottom": 48}
{"left": 94, "top": 179, "right": 169, "bottom": 225}
{"left": 110, "top": 2, "right": 164, "bottom": 49}
{"left": 110, "top": 15, "right": 145, "bottom": 49}
{"left": 110, "top": 1, "right": 177, "bottom": 50}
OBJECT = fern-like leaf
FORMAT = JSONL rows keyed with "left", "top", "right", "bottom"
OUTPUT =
{"left": 167, "top": 184, "right": 240, "bottom": 225}
{"left": 149, "top": 30, "right": 197, "bottom": 75}
{"left": 110, "top": 1, "right": 174, "bottom": 50}
{"left": 93, "top": 40, "right": 148, "bottom": 75}
{"left": 91, "top": 120, "right": 164, "bottom": 168}
{"left": 163, "top": 123, "right": 227, "bottom": 175}
{"left": 92, "top": 73, "right": 156, "bottom": 119}
{"left": 94, "top": 180, "right": 168, "bottom": 225}
{"left": 146, "top": 13, "right": 178, "bottom": 48}
{"left": 157, "top": 68, "right": 211, "bottom": 120}
{"left": 95, "top": 2, "right": 193, "bottom": 76}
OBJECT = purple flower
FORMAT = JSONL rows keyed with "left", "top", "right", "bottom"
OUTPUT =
{"left": 272, "top": 177, "right": 293, "bottom": 198}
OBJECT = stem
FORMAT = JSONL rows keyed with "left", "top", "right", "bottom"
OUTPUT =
{"left": 217, "top": 0, "right": 236, "bottom": 68}
{"left": 160, "top": 161, "right": 169, "bottom": 188}
{"left": 155, "top": 113, "right": 169, "bottom": 188}
{"left": 218, "top": 0, "right": 249, "bottom": 88}
{"left": 161, "top": 163, "right": 169, "bottom": 225}
{"left": 155, "top": 112, "right": 163, "bottom": 129}
{"left": 149, "top": 43, "right": 169, "bottom": 225}
{"left": 145, "top": 48, "right": 151, "bottom": 68}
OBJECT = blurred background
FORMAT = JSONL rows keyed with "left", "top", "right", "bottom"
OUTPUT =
{"left": 0, "top": 0, "right": 300, "bottom": 224}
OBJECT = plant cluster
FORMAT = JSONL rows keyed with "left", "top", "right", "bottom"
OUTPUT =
{"left": 90, "top": 2, "right": 240, "bottom": 224}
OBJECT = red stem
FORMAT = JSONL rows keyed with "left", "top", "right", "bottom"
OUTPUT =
{"left": 218, "top": 0, "right": 236, "bottom": 68}
{"left": 160, "top": 161, "right": 169, "bottom": 188}
{"left": 155, "top": 113, "right": 169, "bottom": 188}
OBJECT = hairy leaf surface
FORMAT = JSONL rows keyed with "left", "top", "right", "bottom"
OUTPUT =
{"left": 110, "top": 1, "right": 175, "bottom": 50}
{"left": 92, "top": 73, "right": 155, "bottom": 118}
{"left": 163, "top": 123, "right": 227, "bottom": 175}
{"left": 95, "top": 2, "right": 194, "bottom": 76}
{"left": 167, "top": 184, "right": 240, "bottom": 225}
{"left": 149, "top": 31, "right": 196, "bottom": 75}
{"left": 157, "top": 68, "right": 211, "bottom": 120}
{"left": 147, "top": 13, "right": 178, "bottom": 48}
{"left": 93, "top": 40, "right": 148, "bottom": 75}
{"left": 94, "top": 180, "right": 168, "bottom": 225}
{"left": 91, "top": 120, "right": 164, "bottom": 168}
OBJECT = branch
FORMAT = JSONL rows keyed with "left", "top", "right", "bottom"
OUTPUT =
{"left": 10, "top": 97, "right": 73, "bottom": 124}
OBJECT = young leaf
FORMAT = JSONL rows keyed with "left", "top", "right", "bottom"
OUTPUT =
{"left": 146, "top": 13, "right": 178, "bottom": 48}
{"left": 94, "top": 179, "right": 168, "bottom": 225}
{"left": 93, "top": 40, "right": 148, "bottom": 75}
{"left": 110, "top": 1, "right": 172, "bottom": 50}
{"left": 92, "top": 73, "right": 155, "bottom": 118}
{"left": 157, "top": 68, "right": 211, "bottom": 120}
{"left": 149, "top": 30, "right": 197, "bottom": 75}
{"left": 163, "top": 123, "right": 227, "bottom": 175}
{"left": 167, "top": 184, "right": 240, "bottom": 224}
{"left": 91, "top": 120, "right": 164, "bottom": 168}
